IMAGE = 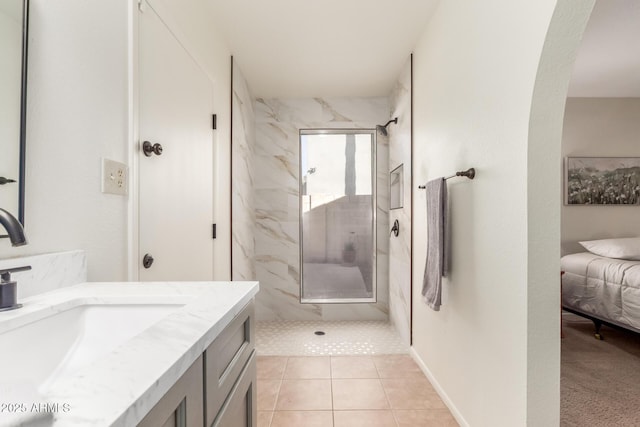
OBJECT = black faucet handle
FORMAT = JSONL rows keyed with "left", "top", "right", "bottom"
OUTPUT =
{"left": 0, "top": 265, "right": 32, "bottom": 282}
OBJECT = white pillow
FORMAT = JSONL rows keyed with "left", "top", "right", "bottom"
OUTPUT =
{"left": 579, "top": 237, "right": 640, "bottom": 260}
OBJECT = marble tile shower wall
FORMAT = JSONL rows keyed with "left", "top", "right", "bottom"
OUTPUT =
{"left": 388, "top": 59, "right": 412, "bottom": 345}
{"left": 254, "top": 97, "right": 389, "bottom": 321}
{"left": 231, "top": 61, "right": 256, "bottom": 280}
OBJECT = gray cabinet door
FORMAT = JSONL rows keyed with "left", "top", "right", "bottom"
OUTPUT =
{"left": 138, "top": 355, "right": 204, "bottom": 427}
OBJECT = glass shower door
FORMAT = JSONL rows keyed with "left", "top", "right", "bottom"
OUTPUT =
{"left": 300, "top": 130, "right": 376, "bottom": 303}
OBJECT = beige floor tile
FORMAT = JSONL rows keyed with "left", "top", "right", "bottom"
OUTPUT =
{"left": 331, "top": 356, "right": 379, "bottom": 378}
{"left": 332, "top": 379, "right": 390, "bottom": 410}
{"left": 373, "top": 355, "right": 423, "bottom": 378}
{"left": 382, "top": 378, "right": 447, "bottom": 410}
{"left": 257, "top": 380, "right": 281, "bottom": 411}
{"left": 394, "top": 409, "right": 458, "bottom": 426}
{"left": 270, "top": 411, "right": 333, "bottom": 427}
{"left": 284, "top": 356, "right": 331, "bottom": 379}
{"left": 258, "top": 356, "right": 288, "bottom": 379}
{"left": 257, "top": 411, "right": 274, "bottom": 427}
{"left": 334, "top": 410, "right": 398, "bottom": 427}
{"left": 276, "top": 379, "right": 333, "bottom": 410}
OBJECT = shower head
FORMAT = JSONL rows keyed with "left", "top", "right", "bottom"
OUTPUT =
{"left": 376, "top": 117, "right": 398, "bottom": 136}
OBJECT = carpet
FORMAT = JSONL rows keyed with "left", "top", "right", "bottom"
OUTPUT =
{"left": 561, "top": 313, "right": 640, "bottom": 426}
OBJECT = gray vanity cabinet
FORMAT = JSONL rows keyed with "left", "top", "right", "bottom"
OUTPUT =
{"left": 137, "top": 301, "right": 255, "bottom": 427}
{"left": 205, "top": 301, "right": 256, "bottom": 427}
{"left": 138, "top": 355, "right": 204, "bottom": 427}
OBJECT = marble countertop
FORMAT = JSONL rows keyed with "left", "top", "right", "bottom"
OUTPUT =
{"left": 0, "top": 281, "right": 258, "bottom": 426}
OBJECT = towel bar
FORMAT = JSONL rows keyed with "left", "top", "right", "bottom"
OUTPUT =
{"left": 418, "top": 168, "right": 475, "bottom": 189}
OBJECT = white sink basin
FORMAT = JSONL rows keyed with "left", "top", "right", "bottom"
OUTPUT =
{"left": 0, "top": 302, "right": 183, "bottom": 392}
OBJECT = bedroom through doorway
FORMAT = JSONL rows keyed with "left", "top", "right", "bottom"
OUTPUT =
{"left": 559, "top": 1, "right": 640, "bottom": 425}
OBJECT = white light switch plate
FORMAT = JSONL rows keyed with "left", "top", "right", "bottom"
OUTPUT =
{"left": 102, "top": 158, "right": 128, "bottom": 196}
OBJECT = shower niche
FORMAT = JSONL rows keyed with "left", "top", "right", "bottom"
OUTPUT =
{"left": 299, "top": 130, "right": 376, "bottom": 303}
{"left": 390, "top": 164, "right": 403, "bottom": 210}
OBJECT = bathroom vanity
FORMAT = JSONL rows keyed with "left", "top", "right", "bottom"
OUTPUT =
{"left": 139, "top": 297, "right": 256, "bottom": 427}
{"left": 0, "top": 280, "right": 259, "bottom": 426}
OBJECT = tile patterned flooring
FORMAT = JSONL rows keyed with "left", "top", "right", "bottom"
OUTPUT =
{"left": 256, "top": 321, "right": 408, "bottom": 356}
{"left": 256, "top": 355, "right": 459, "bottom": 427}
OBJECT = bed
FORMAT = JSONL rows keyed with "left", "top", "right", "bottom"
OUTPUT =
{"left": 561, "top": 251, "right": 640, "bottom": 337}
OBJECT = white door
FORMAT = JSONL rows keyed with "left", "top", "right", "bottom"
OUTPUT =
{"left": 138, "top": 3, "right": 214, "bottom": 281}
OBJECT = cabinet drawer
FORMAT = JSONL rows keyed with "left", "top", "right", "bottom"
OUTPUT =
{"left": 205, "top": 301, "right": 254, "bottom": 426}
{"left": 212, "top": 351, "right": 256, "bottom": 427}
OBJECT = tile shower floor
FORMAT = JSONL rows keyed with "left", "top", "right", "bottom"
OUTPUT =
{"left": 256, "top": 321, "right": 408, "bottom": 356}
{"left": 256, "top": 355, "right": 459, "bottom": 427}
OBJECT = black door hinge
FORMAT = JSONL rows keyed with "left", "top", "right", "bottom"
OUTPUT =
{"left": 212, "top": 224, "right": 216, "bottom": 239}
{"left": 212, "top": 114, "right": 217, "bottom": 130}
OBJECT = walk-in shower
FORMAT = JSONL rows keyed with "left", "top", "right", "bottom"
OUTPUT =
{"left": 299, "top": 129, "right": 376, "bottom": 303}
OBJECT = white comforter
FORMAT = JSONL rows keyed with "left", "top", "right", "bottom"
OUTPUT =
{"left": 561, "top": 252, "right": 640, "bottom": 331}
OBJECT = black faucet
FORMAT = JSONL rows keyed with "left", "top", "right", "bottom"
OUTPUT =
{"left": 0, "top": 208, "right": 27, "bottom": 246}
{"left": 0, "top": 266, "right": 31, "bottom": 311}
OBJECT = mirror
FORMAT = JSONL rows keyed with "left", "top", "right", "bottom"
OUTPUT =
{"left": 0, "top": 0, "right": 28, "bottom": 227}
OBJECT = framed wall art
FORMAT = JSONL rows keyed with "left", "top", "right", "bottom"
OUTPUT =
{"left": 565, "top": 157, "right": 640, "bottom": 205}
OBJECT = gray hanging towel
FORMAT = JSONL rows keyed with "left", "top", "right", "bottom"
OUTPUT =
{"left": 422, "top": 177, "right": 448, "bottom": 311}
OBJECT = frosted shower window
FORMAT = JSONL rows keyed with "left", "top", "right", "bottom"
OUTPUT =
{"left": 300, "top": 130, "right": 376, "bottom": 303}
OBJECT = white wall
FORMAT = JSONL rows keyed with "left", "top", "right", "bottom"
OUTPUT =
{"left": 411, "top": 1, "right": 592, "bottom": 426}
{"left": 0, "top": 0, "right": 232, "bottom": 282}
{"left": 561, "top": 98, "right": 640, "bottom": 255}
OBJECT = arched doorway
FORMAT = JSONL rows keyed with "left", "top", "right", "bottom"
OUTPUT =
{"left": 528, "top": 1, "right": 594, "bottom": 425}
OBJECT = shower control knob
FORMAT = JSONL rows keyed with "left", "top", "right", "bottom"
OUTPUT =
{"left": 142, "top": 141, "right": 163, "bottom": 157}
{"left": 390, "top": 219, "right": 400, "bottom": 237}
{"left": 142, "top": 253, "right": 154, "bottom": 269}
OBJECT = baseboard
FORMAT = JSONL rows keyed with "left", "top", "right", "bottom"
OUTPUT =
{"left": 409, "top": 347, "right": 470, "bottom": 427}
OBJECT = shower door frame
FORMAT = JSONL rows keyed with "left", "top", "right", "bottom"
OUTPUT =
{"left": 299, "top": 128, "right": 377, "bottom": 304}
